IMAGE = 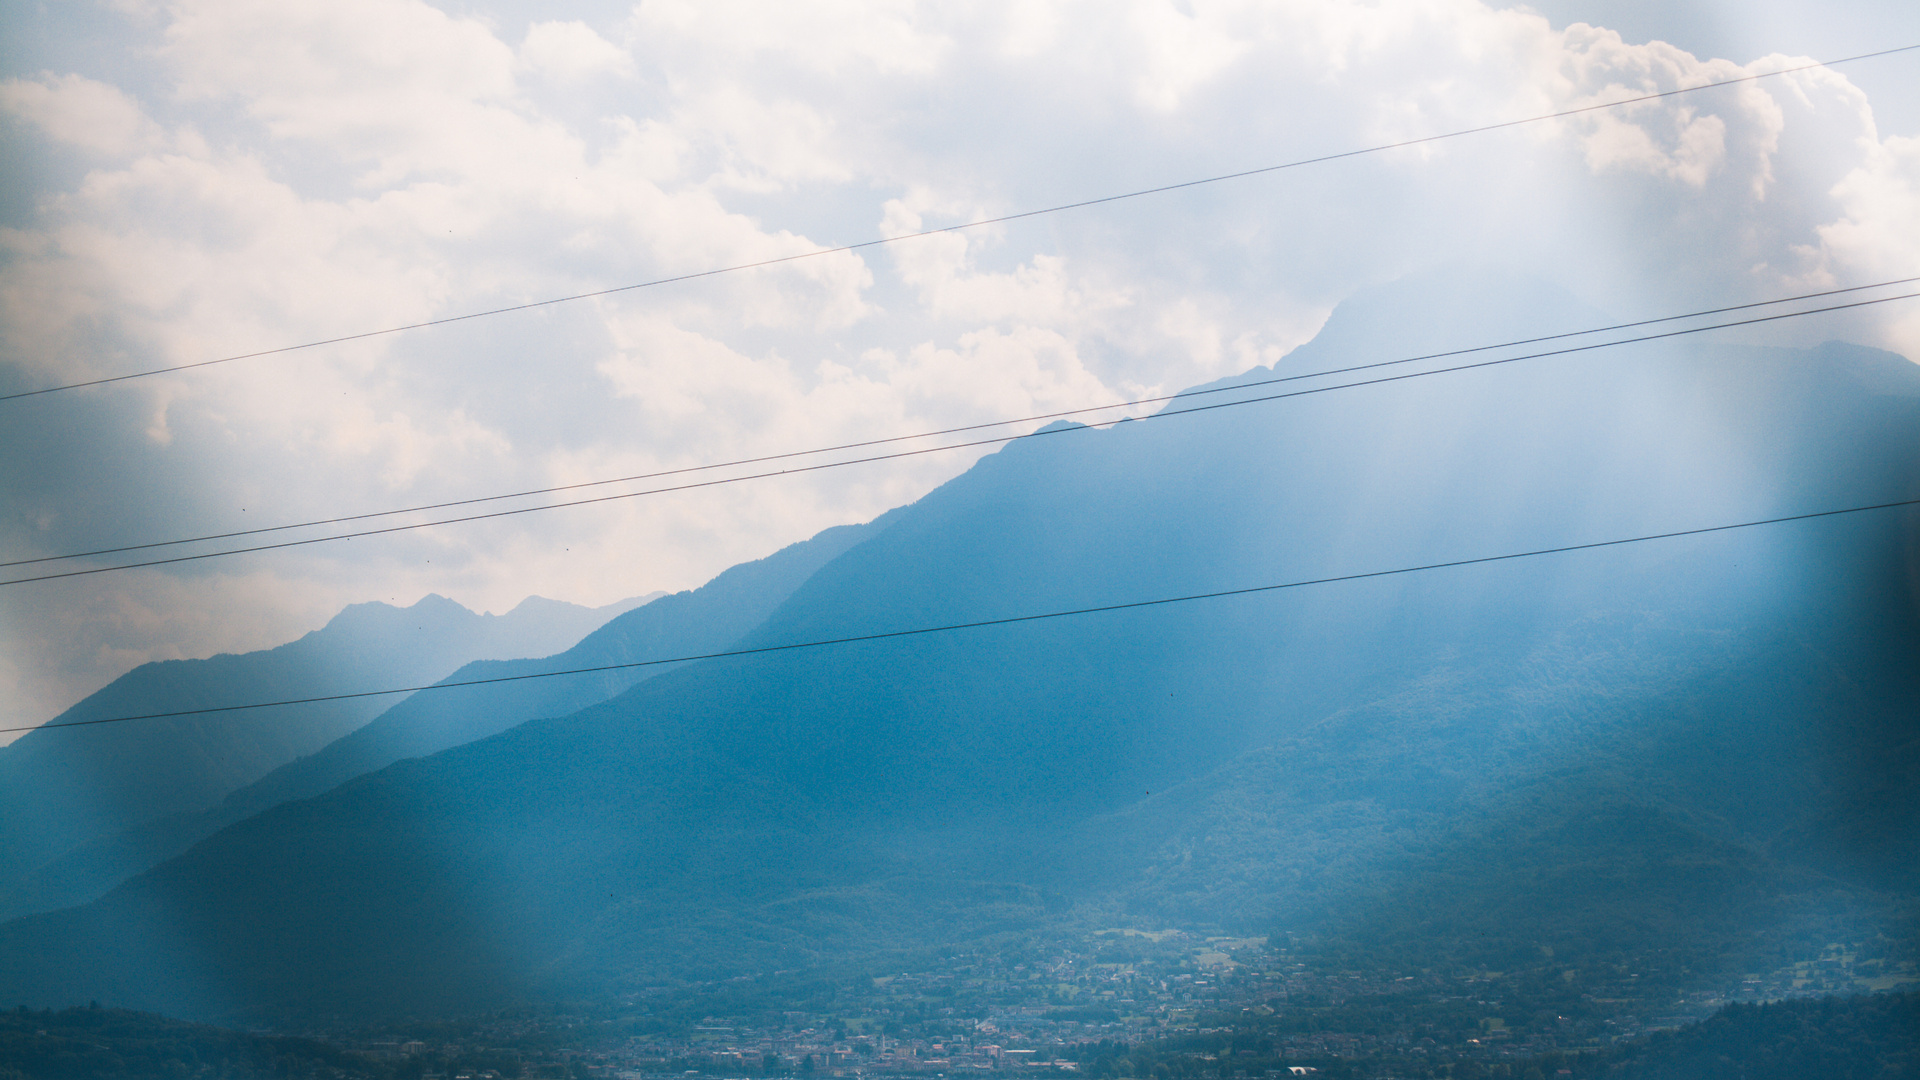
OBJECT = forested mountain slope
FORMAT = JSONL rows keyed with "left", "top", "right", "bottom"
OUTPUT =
{"left": 0, "top": 592, "right": 648, "bottom": 921}
{"left": 0, "top": 522, "right": 874, "bottom": 920}
{"left": 0, "top": 273, "right": 1911, "bottom": 1025}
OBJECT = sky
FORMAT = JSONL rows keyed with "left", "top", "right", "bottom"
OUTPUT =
{"left": 1, "top": 0, "right": 1918, "bottom": 737}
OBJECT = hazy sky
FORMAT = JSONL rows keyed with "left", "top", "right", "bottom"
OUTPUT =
{"left": 2, "top": 0, "right": 1917, "bottom": 735}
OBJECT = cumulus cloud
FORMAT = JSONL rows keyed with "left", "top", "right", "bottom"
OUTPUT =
{"left": 0, "top": 73, "right": 169, "bottom": 157}
{"left": 520, "top": 21, "right": 635, "bottom": 82}
{"left": 629, "top": 0, "right": 949, "bottom": 78}
{"left": 1813, "top": 133, "right": 1920, "bottom": 354}
{"left": 1, "top": 0, "right": 1916, "bottom": 733}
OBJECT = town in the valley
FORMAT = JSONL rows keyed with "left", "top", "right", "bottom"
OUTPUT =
{"left": 340, "top": 928, "right": 1913, "bottom": 1079}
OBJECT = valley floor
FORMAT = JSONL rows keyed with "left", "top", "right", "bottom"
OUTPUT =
{"left": 268, "top": 926, "right": 1916, "bottom": 1080}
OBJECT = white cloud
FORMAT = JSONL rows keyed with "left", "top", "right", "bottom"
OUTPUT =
{"left": 1122, "top": 0, "right": 1251, "bottom": 113}
{"left": 880, "top": 196, "right": 1133, "bottom": 329}
{"left": 1810, "top": 133, "right": 1920, "bottom": 357}
{"left": 627, "top": 0, "right": 950, "bottom": 78}
{"left": 1580, "top": 104, "right": 1727, "bottom": 187}
{"left": 162, "top": 0, "right": 519, "bottom": 124}
{"left": 0, "top": 73, "right": 168, "bottom": 157}
{"left": 519, "top": 20, "right": 635, "bottom": 81}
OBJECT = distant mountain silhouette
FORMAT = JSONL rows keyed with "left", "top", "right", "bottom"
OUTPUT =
{"left": 0, "top": 271, "right": 1912, "bottom": 1024}
{"left": 0, "top": 523, "right": 872, "bottom": 919}
{"left": 0, "top": 591, "right": 651, "bottom": 920}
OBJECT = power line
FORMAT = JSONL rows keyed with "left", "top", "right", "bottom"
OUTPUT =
{"left": 10, "top": 274, "right": 1914, "bottom": 572}
{"left": 3, "top": 44, "right": 1913, "bottom": 405}
{"left": 13, "top": 493, "right": 1916, "bottom": 735}
{"left": 5, "top": 287, "right": 1915, "bottom": 587}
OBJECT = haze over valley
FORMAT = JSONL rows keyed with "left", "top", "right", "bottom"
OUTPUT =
{"left": 1, "top": 1, "right": 1917, "bottom": 1076}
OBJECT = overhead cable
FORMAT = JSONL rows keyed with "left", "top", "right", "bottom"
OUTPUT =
{"left": 5, "top": 287, "right": 1915, "bottom": 587}
{"left": 9, "top": 275, "right": 1914, "bottom": 572}
{"left": 12, "top": 493, "right": 1917, "bottom": 735}
{"left": 3, "top": 44, "right": 1913, "bottom": 405}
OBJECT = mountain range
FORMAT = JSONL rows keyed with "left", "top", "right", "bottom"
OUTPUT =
{"left": 0, "top": 523, "right": 873, "bottom": 924}
{"left": 0, "top": 270, "right": 1912, "bottom": 1026}
{"left": 0, "top": 591, "right": 655, "bottom": 921}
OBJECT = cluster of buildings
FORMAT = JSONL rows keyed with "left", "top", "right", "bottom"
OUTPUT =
{"left": 357, "top": 929, "right": 1915, "bottom": 1079}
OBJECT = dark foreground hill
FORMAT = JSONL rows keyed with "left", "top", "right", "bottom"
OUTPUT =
{"left": 0, "top": 1004, "right": 387, "bottom": 1080}
{"left": 0, "top": 273, "right": 1913, "bottom": 1024}
{"left": 1, "top": 522, "right": 871, "bottom": 922}
{"left": 0, "top": 592, "right": 647, "bottom": 921}
{"left": 1602, "top": 991, "right": 1919, "bottom": 1080}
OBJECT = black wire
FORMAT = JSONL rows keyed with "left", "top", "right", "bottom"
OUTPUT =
{"left": 10, "top": 274, "right": 1914, "bottom": 571}
{"left": 13, "top": 494, "right": 1916, "bottom": 735}
{"left": 3, "top": 44, "right": 1911, "bottom": 405}
{"left": 5, "top": 287, "right": 1914, "bottom": 587}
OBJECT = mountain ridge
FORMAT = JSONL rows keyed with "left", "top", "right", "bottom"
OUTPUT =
{"left": 0, "top": 521, "right": 877, "bottom": 921}
{"left": 0, "top": 590, "right": 653, "bottom": 921}
{"left": 0, "top": 273, "right": 1912, "bottom": 1026}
